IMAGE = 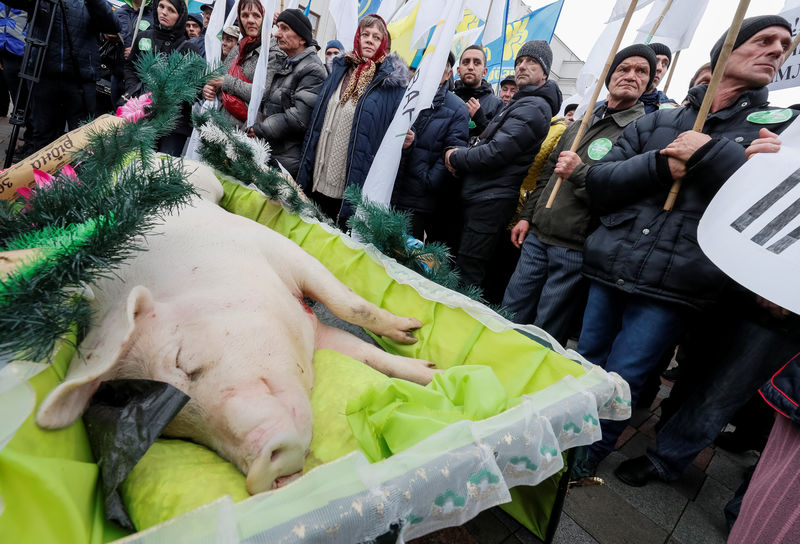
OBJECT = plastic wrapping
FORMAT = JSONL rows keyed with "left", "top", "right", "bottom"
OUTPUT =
{"left": 83, "top": 379, "right": 189, "bottom": 529}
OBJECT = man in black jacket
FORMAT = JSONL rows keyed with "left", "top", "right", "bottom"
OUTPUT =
{"left": 445, "top": 40, "right": 562, "bottom": 288}
{"left": 574, "top": 15, "right": 798, "bottom": 476}
{"left": 453, "top": 45, "right": 504, "bottom": 140}
{"left": 9, "top": 0, "right": 120, "bottom": 153}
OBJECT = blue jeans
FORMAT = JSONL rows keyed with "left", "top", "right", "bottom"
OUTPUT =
{"left": 502, "top": 232, "right": 584, "bottom": 345}
{"left": 578, "top": 282, "right": 688, "bottom": 465}
{"left": 647, "top": 309, "right": 800, "bottom": 480}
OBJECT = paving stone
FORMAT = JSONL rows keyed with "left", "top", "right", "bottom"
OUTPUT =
{"left": 670, "top": 463, "right": 707, "bottom": 502}
{"left": 691, "top": 447, "right": 715, "bottom": 472}
{"left": 464, "top": 509, "right": 514, "bottom": 544}
{"left": 598, "top": 452, "right": 687, "bottom": 532}
{"left": 511, "top": 526, "right": 544, "bottom": 544}
{"left": 694, "top": 476, "right": 736, "bottom": 518}
{"left": 615, "top": 425, "right": 637, "bottom": 449}
{"left": 670, "top": 502, "right": 728, "bottom": 544}
{"left": 704, "top": 448, "right": 758, "bottom": 492}
{"left": 492, "top": 506, "right": 525, "bottom": 532}
{"left": 629, "top": 406, "right": 653, "bottom": 428}
{"left": 564, "top": 481, "right": 668, "bottom": 544}
{"left": 618, "top": 430, "right": 655, "bottom": 458}
{"left": 552, "top": 513, "right": 599, "bottom": 544}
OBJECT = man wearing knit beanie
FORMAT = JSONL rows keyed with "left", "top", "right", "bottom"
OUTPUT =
{"left": 638, "top": 42, "right": 678, "bottom": 113}
{"left": 248, "top": 8, "right": 326, "bottom": 178}
{"left": 444, "top": 39, "right": 562, "bottom": 290}
{"left": 275, "top": 8, "right": 315, "bottom": 55}
{"left": 574, "top": 14, "right": 798, "bottom": 486}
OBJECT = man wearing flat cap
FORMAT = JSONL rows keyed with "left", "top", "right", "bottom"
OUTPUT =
{"left": 444, "top": 40, "right": 562, "bottom": 289}
{"left": 248, "top": 8, "right": 326, "bottom": 178}
{"left": 574, "top": 15, "right": 799, "bottom": 479}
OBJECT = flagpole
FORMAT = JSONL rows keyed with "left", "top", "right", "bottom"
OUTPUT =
{"left": 130, "top": 0, "right": 148, "bottom": 50}
{"left": 545, "top": 0, "right": 639, "bottom": 209}
{"left": 664, "top": 0, "right": 750, "bottom": 211}
{"left": 784, "top": 31, "right": 800, "bottom": 62}
{"left": 496, "top": 0, "right": 510, "bottom": 92}
{"left": 661, "top": 49, "right": 680, "bottom": 94}
{"left": 644, "top": 0, "right": 674, "bottom": 44}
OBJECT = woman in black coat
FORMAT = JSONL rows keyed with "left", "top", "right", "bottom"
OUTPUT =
{"left": 124, "top": 0, "right": 199, "bottom": 155}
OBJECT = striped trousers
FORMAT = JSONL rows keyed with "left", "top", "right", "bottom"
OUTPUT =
{"left": 502, "top": 232, "right": 585, "bottom": 345}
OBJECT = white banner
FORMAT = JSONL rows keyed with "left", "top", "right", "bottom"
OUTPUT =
{"left": 606, "top": 0, "right": 655, "bottom": 23}
{"left": 768, "top": 5, "right": 800, "bottom": 92}
{"left": 361, "top": 0, "right": 467, "bottom": 205}
{"left": 633, "top": 0, "right": 709, "bottom": 51}
{"left": 569, "top": 18, "right": 622, "bottom": 120}
{"left": 247, "top": 0, "right": 277, "bottom": 128}
{"left": 330, "top": 0, "right": 359, "bottom": 45}
{"left": 698, "top": 117, "right": 800, "bottom": 315}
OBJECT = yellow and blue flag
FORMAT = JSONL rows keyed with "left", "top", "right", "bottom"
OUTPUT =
{"left": 483, "top": 0, "right": 564, "bottom": 84}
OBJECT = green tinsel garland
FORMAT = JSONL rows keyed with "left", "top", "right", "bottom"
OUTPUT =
{"left": 0, "top": 51, "right": 212, "bottom": 363}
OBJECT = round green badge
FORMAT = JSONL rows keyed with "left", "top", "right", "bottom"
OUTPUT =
{"left": 747, "top": 109, "right": 792, "bottom": 124}
{"left": 138, "top": 37, "right": 152, "bottom": 51}
{"left": 587, "top": 137, "right": 613, "bottom": 160}
{"left": 658, "top": 103, "right": 677, "bottom": 110}
{"left": 138, "top": 20, "right": 150, "bottom": 31}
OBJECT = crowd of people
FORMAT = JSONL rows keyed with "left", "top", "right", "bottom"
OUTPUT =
{"left": 1, "top": 2, "right": 799, "bottom": 539}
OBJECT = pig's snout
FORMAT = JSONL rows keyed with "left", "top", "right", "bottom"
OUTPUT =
{"left": 246, "top": 432, "right": 307, "bottom": 494}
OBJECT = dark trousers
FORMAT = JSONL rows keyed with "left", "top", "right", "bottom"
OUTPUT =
{"left": 29, "top": 77, "right": 95, "bottom": 153}
{"left": 456, "top": 197, "right": 518, "bottom": 288}
{"left": 157, "top": 133, "right": 188, "bottom": 157}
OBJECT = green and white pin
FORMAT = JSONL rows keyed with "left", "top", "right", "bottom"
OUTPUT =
{"left": 587, "top": 137, "right": 613, "bottom": 160}
{"left": 746, "top": 109, "right": 793, "bottom": 124}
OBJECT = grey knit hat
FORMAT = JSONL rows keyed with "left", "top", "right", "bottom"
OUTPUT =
{"left": 515, "top": 40, "right": 553, "bottom": 75}
{"left": 648, "top": 42, "right": 672, "bottom": 64}
{"left": 710, "top": 15, "right": 791, "bottom": 69}
{"left": 605, "top": 44, "right": 657, "bottom": 90}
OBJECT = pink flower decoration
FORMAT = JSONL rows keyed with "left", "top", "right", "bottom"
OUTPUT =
{"left": 116, "top": 92, "right": 153, "bottom": 123}
{"left": 60, "top": 164, "right": 79, "bottom": 182}
{"left": 16, "top": 186, "right": 34, "bottom": 199}
{"left": 32, "top": 168, "right": 53, "bottom": 188}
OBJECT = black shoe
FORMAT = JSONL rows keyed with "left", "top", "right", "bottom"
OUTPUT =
{"left": 614, "top": 456, "right": 661, "bottom": 487}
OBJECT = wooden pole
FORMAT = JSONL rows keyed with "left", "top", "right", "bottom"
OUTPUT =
{"left": 644, "top": 0, "right": 674, "bottom": 44}
{"left": 661, "top": 49, "right": 680, "bottom": 95}
{"left": 663, "top": 0, "right": 750, "bottom": 211}
{"left": 784, "top": 31, "right": 800, "bottom": 62}
{"left": 545, "top": 0, "right": 640, "bottom": 209}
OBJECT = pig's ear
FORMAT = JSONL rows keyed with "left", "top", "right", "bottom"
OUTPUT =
{"left": 36, "top": 286, "right": 155, "bottom": 429}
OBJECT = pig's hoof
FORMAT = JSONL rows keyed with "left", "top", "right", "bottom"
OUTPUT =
{"left": 408, "top": 359, "right": 439, "bottom": 385}
{"left": 384, "top": 317, "right": 422, "bottom": 344}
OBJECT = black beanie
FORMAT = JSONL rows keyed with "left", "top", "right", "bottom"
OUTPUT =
{"left": 710, "top": 15, "right": 791, "bottom": 69}
{"left": 648, "top": 42, "right": 672, "bottom": 64}
{"left": 605, "top": 44, "right": 657, "bottom": 90}
{"left": 276, "top": 8, "right": 314, "bottom": 48}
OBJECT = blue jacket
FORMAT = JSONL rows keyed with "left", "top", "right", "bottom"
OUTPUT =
{"left": 112, "top": 2, "right": 154, "bottom": 77}
{"left": 296, "top": 53, "right": 410, "bottom": 220}
{"left": 583, "top": 85, "right": 799, "bottom": 309}
{"left": 391, "top": 82, "right": 469, "bottom": 213}
{"left": 640, "top": 88, "right": 678, "bottom": 114}
{"left": 8, "top": 0, "right": 118, "bottom": 81}
{"left": 448, "top": 79, "right": 563, "bottom": 203}
{"left": 0, "top": 2, "right": 25, "bottom": 57}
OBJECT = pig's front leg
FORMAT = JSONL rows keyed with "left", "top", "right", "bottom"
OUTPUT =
{"left": 315, "top": 322, "right": 438, "bottom": 385}
{"left": 293, "top": 255, "right": 423, "bottom": 345}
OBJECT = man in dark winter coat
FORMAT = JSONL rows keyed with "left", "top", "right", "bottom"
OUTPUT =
{"left": 502, "top": 44, "right": 653, "bottom": 346}
{"left": 574, "top": 15, "right": 798, "bottom": 476}
{"left": 249, "top": 8, "right": 326, "bottom": 179}
{"left": 7, "top": 0, "right": 119, "bottom": 153}
{"left": 391, "top": 51, "right": 469, "bottom": 241}
{"left": 445, "top": 40, "right": 562, "bottom": 288}
{"left": 639, "top": 42, "right": 678, "bottom": 113}
{"left": 454, "top": 45, "right": 504, "bottom": 140}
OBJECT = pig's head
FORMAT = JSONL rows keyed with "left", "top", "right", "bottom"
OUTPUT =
{"left": 37, "top": 285, "right": 314, "bottom": 494}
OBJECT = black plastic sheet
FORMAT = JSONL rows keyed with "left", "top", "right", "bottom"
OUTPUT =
{"left": 83, "top": 379, "right": 190, "bottom": 530}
